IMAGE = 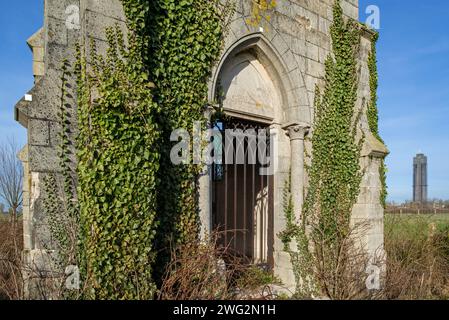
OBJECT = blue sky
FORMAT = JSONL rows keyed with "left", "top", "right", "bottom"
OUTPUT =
{"left": 0, "top": 1, "right": 448, "bottom": 203}
{"left": 0, "top": 1, "right": 43, "bottom": 148}
{"left": 360, "top": 0, "right": 449, "bottom": 202}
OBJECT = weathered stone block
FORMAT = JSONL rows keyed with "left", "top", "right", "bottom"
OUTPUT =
{"left": 306, "top": 58, "right": 324, "bottom": 77}
{"left": 87, "top": 0, "right": 125, "bottom": 20}
{"left": 46, "top": 17, "right": 68, "bottom": 46}
{"left": 85, "top": 10, "right": 127, "bottom": 42}
{"left": 45, "top": 0, "right": 80, "bottom": 22}
{"left": 29, "top": 119, "right": 50, "bottom": 146}
{"left": 29, "top": 146, "right": 59, "bottom": 172}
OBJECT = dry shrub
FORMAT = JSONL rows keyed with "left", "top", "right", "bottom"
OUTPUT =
{"left": 384, "top": 215, "right": 449, "bottom": 300}
{"left": 308, "top": 222, "right": 384, "bottom": 300}
{"left": 159, "top": 231, "right": 281, "bottom": 300}
{"left": 0, "top": 219, "right": 23, "bottom": 300}
{"left": 0, "top": 219, "right": 70, "bottom": 300}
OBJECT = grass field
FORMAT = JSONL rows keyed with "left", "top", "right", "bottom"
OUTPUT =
{"left": 384, "top": 213, "right": 449, "bottom": 299}
{"left": 385, "top": 213, "right": 449, "bottom": 238}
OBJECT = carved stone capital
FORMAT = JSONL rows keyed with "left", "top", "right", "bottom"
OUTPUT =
{"left": 204, "top": 104, "right": 217, "bottom": 121}
{"left": 282, "top": 122, "right": 310, "bottom": 141}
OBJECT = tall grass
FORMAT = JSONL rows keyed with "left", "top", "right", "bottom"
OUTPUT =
{"left": 0, "top": 219, "right": 23, "bottom": 300}
{"left": 2, "top": 214, "right": 449, "bottom": 300}
{"left": 384, "top": 214, "right": 449, "bottom": 299}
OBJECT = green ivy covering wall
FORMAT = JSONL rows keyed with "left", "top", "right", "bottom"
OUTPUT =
{"left": 76, "top": 27, "right": 161, "bottom": 299}
{"left": 74, "top": 0, "right": 231, "bottom": 298}
{"left": 367, "top": 33, "right": 388, "bottom": 208}
{"left": 142, "top": 0, "right": 229, "bottom": 281}
{"left": 281, "top": 1, "right": 363, "bottom": 298}
{"left": 42, "top": 60, "right": 80, "bottom": 299}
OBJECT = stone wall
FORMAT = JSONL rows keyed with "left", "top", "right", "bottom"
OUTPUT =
{"left": 352, "top": 29, "right": 388, "bottom": 263}
{"left": 15, "top": 0, "right": 126, "bottom": 297}
{"left": 15, "top": 0, "right": 387, "bottom": 296}
{"left": 203, "top": 0, "right": 387, "bottom": 292}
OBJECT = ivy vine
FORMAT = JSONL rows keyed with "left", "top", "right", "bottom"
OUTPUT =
{"left": 42, "top": 59, "right": 80, "bottom": 299}
{"left": 281, "top": 1, "right": 364, "bottom": 298}
{"left": 247, "top": 0, "right": 277, "bottom": 27}
{"left": 75, "top": 26, "right": 161, "bottom": 299}
{"left": 367, "top": 32, "right": 388, "bottom": 208}
{"left": 73, "top": 0, "right": 233, "bottom": 298}
{"left": 141, "top": 0, "right": 233, "bottom": 281}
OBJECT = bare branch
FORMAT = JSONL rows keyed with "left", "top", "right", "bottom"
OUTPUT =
{"left": 0, "top": 138, "right": 24, "bottom": 220}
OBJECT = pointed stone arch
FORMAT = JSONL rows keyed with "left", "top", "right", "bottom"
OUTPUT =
{"left": 199, "top": 23, "right": 313, "bottom": 290}
{"left": 210, "top": 30, "right": 311, "bottom": 126}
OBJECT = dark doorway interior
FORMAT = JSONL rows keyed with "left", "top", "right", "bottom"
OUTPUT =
{"left": 212, "top": 117, "right": 274, "bottom": 268}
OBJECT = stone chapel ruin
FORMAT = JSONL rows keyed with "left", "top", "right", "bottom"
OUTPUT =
{"left": 15, "top": 0, "right": 388, "bottom": 295}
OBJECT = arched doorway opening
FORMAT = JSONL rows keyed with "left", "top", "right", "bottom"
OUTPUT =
{"left": 211, "top": 40, "right": 284, "bottom": 268}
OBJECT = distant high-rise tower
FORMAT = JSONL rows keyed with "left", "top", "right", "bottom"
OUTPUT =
{"left": 413, "top": 153, "right": 428, "bottom": 203}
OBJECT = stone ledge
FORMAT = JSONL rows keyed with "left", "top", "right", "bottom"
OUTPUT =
{"left": 362, "top": 131, "right": 389, "bottom": 158}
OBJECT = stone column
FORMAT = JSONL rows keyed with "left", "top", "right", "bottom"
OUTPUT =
{"left": 198, "top": 106, "right": 216, "bottom": 238}
{"left": 18, "top": 145, "right": 32, "bottom": 250}
{"left": 283, "top": 122, "right": 309, "bottom": 219}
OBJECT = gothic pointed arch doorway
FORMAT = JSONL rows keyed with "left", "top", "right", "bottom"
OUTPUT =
{"left": 211, "top": 38, "right": 285, "bottom": 268}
